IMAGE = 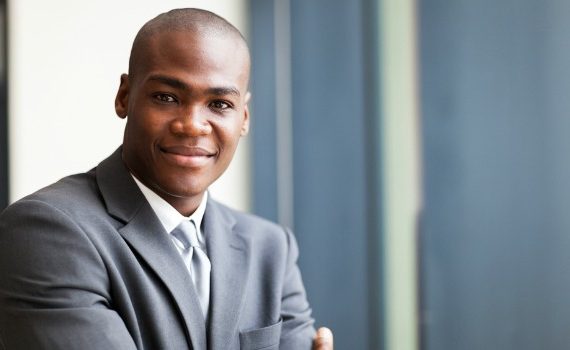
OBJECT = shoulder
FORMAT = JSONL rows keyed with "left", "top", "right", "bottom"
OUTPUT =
{"left": 208, "top": 199, "right": 296, "bottom": 251}
{"left": 209, "top": 198, "right": 288, "bottom": 234}
{"left": 0, "top": 170, "right": 109, "bottom": 274}
{"left": 0, "top": 169, "right": 102, "bottom": 224}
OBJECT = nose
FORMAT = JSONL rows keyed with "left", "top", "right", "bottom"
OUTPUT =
{"left": 170, "top": 106, "right": 212, "bottom": 136}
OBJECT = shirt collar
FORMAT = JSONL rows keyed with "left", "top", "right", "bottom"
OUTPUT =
{"left": 130, "top": 175, "right": 208, "bottom": 239}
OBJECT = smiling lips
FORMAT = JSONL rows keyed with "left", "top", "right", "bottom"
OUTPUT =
{"left": 160, "top": 145, "right": 215, "bottom": 167}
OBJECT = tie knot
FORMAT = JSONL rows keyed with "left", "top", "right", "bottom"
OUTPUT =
{"left": 171, "top": 220, "right": 200, "bottom": 250}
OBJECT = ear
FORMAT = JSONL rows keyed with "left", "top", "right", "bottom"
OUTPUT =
{"left": 115, "top": 74, "right": 130, "bottom": 119}
{"left": 241, "top": 91, "right": 251, "bottom": 136}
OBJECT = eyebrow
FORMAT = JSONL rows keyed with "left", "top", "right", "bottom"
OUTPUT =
{"left": 208, "top": 87, "right": 241, "bottom": 97}
{"left": 148, "top": 75, "right": 188, "bottom": 91}
{"left": 147, "top": 75, "right": 241, "bottom": 97}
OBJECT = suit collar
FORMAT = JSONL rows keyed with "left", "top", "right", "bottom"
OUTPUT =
{"left": 96, "top": 147, "right": 208, "bottom": 349}
{"left": 96, "top": 147, "right": 145, "bottom": 223}
{"left": 131, "top": 174, "right": 209, "bottom": 236}
{"left": 203, "top": 200, "right": 252, "bottom": 350}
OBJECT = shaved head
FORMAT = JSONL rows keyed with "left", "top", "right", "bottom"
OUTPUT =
{"left": 128, "top": 8, "right": 250, "bottom": 81}
{"left": 115, "top": 8, "right": 252, "bottom": 215}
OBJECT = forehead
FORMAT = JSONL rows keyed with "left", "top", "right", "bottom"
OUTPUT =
{"left": 135, "top": 30, "right": 250, "bottom": 88}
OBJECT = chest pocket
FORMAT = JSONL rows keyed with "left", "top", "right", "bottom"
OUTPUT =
{"left": 239, "top": 319, "right": 282, "bottom": 350}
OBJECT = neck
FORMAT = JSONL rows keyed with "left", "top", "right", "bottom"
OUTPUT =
{"left": 161, "top": 192, "right": 205, "bottom": 217}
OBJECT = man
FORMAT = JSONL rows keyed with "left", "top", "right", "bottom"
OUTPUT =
{"left": 0, "top": 8, "right": 333, "bottom": 350}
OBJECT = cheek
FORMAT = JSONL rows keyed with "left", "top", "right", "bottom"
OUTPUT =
{"left": 218, "top": 123, "right": 244, "bottom": 152}
{"left": 126, "top": 115, "right": 166, "bottom": 143}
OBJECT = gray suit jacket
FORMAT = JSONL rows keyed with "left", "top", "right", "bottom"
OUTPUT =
{"left": 0, "top": 148, "right": 315, "bottom": 349}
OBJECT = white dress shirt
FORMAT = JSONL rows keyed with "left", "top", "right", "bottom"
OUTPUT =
{"left": 130, "top": 175, "right": 208, "bottom": 254}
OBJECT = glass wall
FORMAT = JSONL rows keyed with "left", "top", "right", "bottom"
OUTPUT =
{"left": 420, "top": 1, "right": 570, "bottom": 349}
{"left": 249, "top": 0, "right": 421, "bottom": 348}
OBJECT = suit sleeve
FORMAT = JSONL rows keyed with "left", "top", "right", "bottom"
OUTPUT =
{"left": 279, "top": 227, "right": 316, "bottom": 349}
{"left": 0, "top": 199, "right": 137, "bottom": 350}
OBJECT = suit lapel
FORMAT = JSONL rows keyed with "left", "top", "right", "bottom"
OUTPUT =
{"left": 204, "top": 200, "right": 251, "bottom": 350}
{"left": 96, "top": 148, "right": 207, "bottom": 350}
{"left": 119, "top": 208, "right": 208, "bottom": 349}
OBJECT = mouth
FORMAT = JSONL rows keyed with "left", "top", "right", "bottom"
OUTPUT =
{"left": 159, "top": 145, "right": 216, "bottom": 167}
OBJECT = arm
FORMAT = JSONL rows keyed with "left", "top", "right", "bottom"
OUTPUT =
{"left": 0, "top": 199, "right": 137, "bottom": 349}
{"left": 278, "top": 228, "right": 317, "bottom": 349}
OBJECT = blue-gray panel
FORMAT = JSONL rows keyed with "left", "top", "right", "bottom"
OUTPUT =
{"left": 420, "top": 1, "right": 570, "bottom": 349}
{"left": 290, "top": 0, "right": 370, "bottom": 349}
{"left": 250, "top": 0, "right": 278, "bottom": 222}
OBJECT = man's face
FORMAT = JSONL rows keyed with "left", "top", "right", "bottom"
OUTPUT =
{"left": 115, "top": 30, "right": 250, "bottom": 214}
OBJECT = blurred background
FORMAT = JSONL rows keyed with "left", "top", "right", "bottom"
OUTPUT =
{"left": 1, "top": 0, "right": 570, "bottom": 349}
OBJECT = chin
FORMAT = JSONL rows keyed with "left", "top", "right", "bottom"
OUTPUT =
{"left": 159, "top": 181, "right": 206, "bottom": 199}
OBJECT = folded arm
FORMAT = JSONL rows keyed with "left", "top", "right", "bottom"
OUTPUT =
{"left": 0, "top": 199, "right": 137, "bottom": 349}
{"left": 277, "top": 228, "right": 316, "bottom": 349}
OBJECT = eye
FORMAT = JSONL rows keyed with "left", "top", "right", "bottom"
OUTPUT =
{"left": 209, "top": 100, "right": 232, "bottom": 111}
{"left": 153, "top": 93, "right": 177, "bottom": 103}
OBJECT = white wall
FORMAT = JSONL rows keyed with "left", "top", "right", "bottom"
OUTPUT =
{"left": 8, "top": 0, "right": 251, "bottom": 211}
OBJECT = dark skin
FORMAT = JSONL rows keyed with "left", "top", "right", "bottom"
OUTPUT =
{"left": 115, "top": 28, "right": 333, "bottom": 350}
{"left": 115, "top": 30, "right": 250, "bottom": 216}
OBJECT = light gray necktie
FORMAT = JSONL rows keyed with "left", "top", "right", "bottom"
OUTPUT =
{"left": 171, "top": 220, "right": 211, "bottom": 319}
